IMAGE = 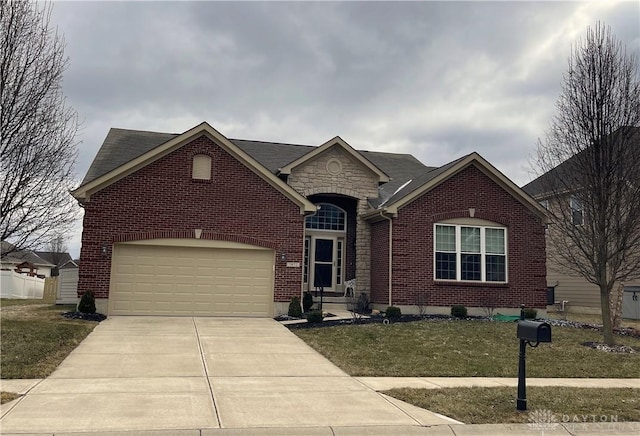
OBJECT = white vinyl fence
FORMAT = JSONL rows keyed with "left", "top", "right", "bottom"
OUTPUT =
{"left": 0, "top": 270, "right": 45, "bottom": 299}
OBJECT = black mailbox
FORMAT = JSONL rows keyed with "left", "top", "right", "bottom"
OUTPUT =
{"left": 517, "top": 321, "right": 552, "bottom": 343}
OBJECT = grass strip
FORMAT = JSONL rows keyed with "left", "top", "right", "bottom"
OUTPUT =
{"left": 384, "top": 387, "right": 640, "bottom": 424}
{"left": 292, "top": 320, "right": 640, "bottom": 377}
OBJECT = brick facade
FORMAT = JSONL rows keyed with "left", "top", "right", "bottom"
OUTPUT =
{"left": 79, "top": 130, "right": 546, "bottom": 314}
{"left": 370, "top": 164, "right": 547, "bottom": 309}
{"left": 370, "top": 220, "right": 389, "bottom": 304}
{"left": 78, "top": 135, "right": 305, "bottom": 302}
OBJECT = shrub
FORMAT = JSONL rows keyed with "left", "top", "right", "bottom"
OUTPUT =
{"left": 523, "top": 308, "right": 538, "bottom": 319}
{"left": 288, "top": 296, "right": 303, "bottom": 318}
{"left": 77, "top": 291, "right": 96, "bottom": 314}
{"left": 356, "top": 292, "right": 370, "bottom": 314}
{"left": 306, "top": 310, "right": 324, "bottom": 323}
{"left": 451, "top": 305, "right": 467, "bottom": 318}
{"left": 414, "top": 292, "right": 430, "bottom": 317}
{"left": 385, "top": 306, "right": 401, "bottom": 319}
{"left": 302, "top": 292, "right": 314, "bottom": 312}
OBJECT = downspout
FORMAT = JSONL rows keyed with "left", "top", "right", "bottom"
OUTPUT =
{"left": 378, "top": 210, "right": 393, "bottom": 307}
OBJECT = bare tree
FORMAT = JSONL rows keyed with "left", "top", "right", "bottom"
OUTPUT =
{"left": 533, "top": 23, "right": 640, "bottom": 345}
{"left": 47, "top": 234, "right": 69, "bottom": 265}
{"left": 0, "top": 1, "right": 79, "bottom": 254}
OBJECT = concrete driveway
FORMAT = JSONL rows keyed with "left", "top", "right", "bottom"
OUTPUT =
{"left": 0, "top": 317, "right": 454, "bottom": 433}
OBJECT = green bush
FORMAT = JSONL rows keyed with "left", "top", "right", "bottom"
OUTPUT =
{"left": 77, "top": 291, "right": 96, "bottom": 314}
{"left": 302, "top": 292, "right": 314, "bottom": 312}
{"left": 451, "top": 305, "right": 467, "bottom": 318}
{"left": 306, "top": 310, "right": 324, "bottom": 323}
{"left": 385, "top": 306, "right": 402, "bottom": 319}
{"left": 288, "top": 296, "right": 303, "bottom": 318}
{"left": 523, "top": 308, "right": 538, "bottom": 319}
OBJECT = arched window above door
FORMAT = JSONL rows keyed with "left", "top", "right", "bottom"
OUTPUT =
{"left": 305, "top": 203, "right": 346, "bottom": 231}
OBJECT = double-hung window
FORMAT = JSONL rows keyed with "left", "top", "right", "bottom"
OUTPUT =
{"left": 435, "top": 224, "right": 507, "bottom": 282}
{"left": 570, "top": 196, "right": 583, "bottom": 226}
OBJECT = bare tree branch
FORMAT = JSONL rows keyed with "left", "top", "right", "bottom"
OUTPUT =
{"left": 532, "top": 23, "right": 640, "bottom": 345}
{"left": 0, "top": 1, "right": 80, "bottom": 254}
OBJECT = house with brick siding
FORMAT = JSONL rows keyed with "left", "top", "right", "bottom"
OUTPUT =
{"left": 73, "top": 122, "right": 547, "bottom": 316}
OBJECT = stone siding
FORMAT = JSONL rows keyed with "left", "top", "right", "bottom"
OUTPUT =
{"left": 287, "top": 145, "right": 380, "bottom": 292}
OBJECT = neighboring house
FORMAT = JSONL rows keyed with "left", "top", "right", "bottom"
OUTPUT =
{"left": 34, "top": 251, "right": 75, "bottom": 277}
{"left": 72, "top": 122, "right": 547, "bottom": 317}
{"left": 522, "top": 128, "right": 640, "bottom": 315}
{"left": 1, "top": 241, "right": 55, "bottom": 278}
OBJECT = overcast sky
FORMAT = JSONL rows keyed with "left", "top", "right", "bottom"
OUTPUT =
{"left": 49, "top": 0, "right": 639, "bottom": 257}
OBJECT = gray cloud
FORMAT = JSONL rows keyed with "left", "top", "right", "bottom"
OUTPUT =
{"left": 49, "top": 0, "right": 639, "bottom": 256}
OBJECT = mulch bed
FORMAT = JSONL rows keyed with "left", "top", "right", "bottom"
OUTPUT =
{"left": 61, "top": 311, "right": 107, "bottom": 322}
{"left": 279, "top": 312, "right": 640, "bottom": 342}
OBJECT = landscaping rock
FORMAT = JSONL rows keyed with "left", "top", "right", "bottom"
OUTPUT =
{"left": 582, "top": 341, "right": 637, "bottom": 354}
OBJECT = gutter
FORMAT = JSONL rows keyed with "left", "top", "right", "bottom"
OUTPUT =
{"left": 378, "top": 209, "right": 393, "bottom": 307}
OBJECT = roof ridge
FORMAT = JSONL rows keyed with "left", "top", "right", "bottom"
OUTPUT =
{"left": 230, "top": 138, "right": 316, "bottom": 148}
{"left": 109, "top": 127, "right": 180, "bottom": 135}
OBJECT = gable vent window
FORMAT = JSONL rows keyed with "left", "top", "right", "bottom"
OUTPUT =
{"left": 192, "top": 154, "right": 212, "bottom": 180}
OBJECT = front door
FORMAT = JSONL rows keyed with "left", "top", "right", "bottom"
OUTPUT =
{"left": 313, "top": 238, "right": 334, "bottom": 289}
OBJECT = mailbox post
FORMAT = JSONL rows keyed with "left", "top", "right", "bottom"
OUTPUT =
{"left": 516, "top": 305, "right": 552, "bottom": 411}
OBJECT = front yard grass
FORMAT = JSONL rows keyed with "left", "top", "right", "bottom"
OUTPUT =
{"left": 0, "top": 392, "right": 20, "bottom": 404}
{"left": 0, "top": 301, "right": 98, "bottom": 379}
{"left": 292, "top": 319, "right": 640, "bottom": 377}
{"left": 384, "top": 387, "right": 640, "bottom": 424}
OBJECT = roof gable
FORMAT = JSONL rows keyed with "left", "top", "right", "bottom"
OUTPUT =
{"left": 1, "top": 241, "right": 56, "bottom": 267}
{"left": 522, "top": 127, "right": 640, "bottom": 198}
{"left": 277, "top": 136, "right": 390, "bottom": 183}
{"left": 34, "top": 251, "right": 73, "bottom": 267}
{"left": 369, "top": 153, "right": 546, "bottom": 219}
{"left": 72, "top": 122, "right": 316, "bottom": 214}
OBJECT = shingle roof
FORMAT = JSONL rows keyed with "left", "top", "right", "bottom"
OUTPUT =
{"left": 34, "top": 251, "right": 74, "bottom": 267}
{"left": 522, "top": 127, "right": 640, "bottom": 198}
{"left": 1, "top": 241, "right": 55, "bottom": 267}
{"left": 78, "top": 127, "right": 468, "bottom": 208}
{"left": 81, "top": 128, "right": 179, "bottom": 185}
{"left": 371, "top": 154, "right": 469, "bottom": 208}
{"left": 230, "top": 139, "right": 314, "bottom": 173}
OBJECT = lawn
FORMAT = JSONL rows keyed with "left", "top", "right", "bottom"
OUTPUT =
{"left": 384, "top": 387, "right": 640, "bottom": 424}
{"left": 0, "top": 300, "right": 98, "bottom": 379}
{"left": 292, "top": 319, "right": 640, "bottom": 377}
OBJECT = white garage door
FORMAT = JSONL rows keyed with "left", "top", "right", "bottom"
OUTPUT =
{"left": 110, "top": 240, "right": 274, "bottom": 316}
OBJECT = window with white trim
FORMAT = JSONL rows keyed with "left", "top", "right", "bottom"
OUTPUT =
{"left": 570, "top": 196, "right": 583, "bottom": 226}
{"left": 435, "top": 224, "right": 507, "bottom": 282}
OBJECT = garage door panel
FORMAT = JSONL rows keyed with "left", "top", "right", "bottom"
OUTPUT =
{"left": 111, "top": 243, "right": 274, "bottom": 316}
